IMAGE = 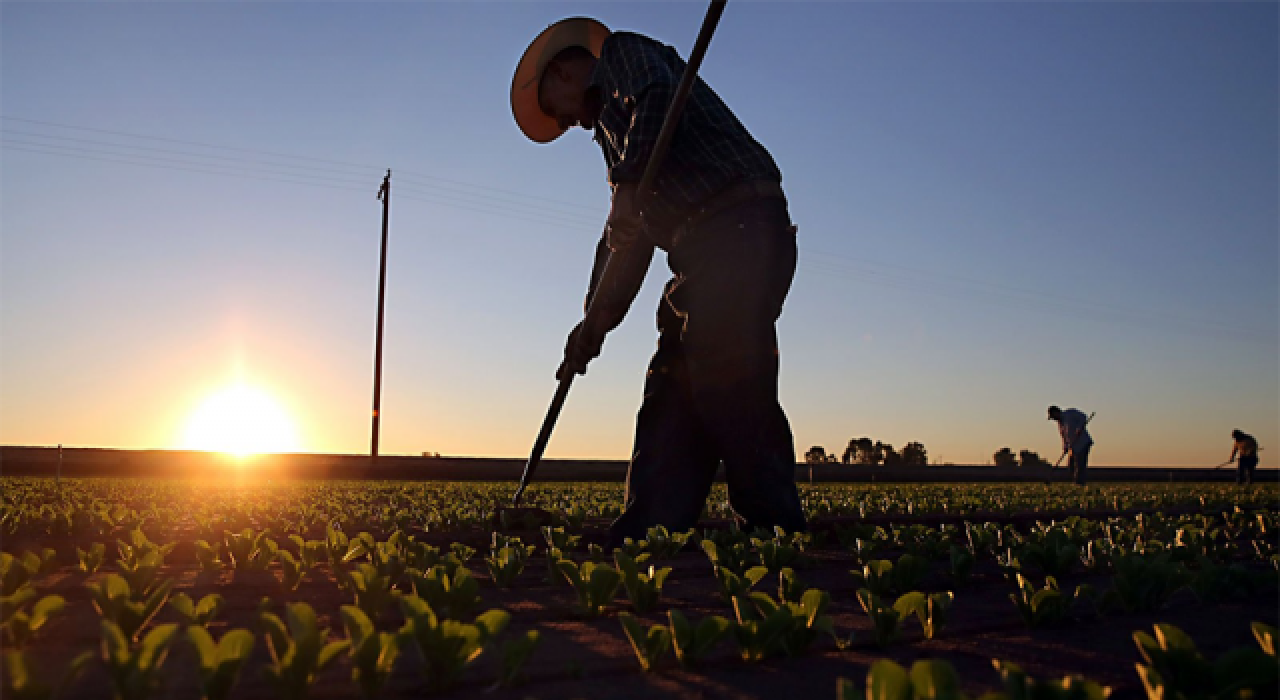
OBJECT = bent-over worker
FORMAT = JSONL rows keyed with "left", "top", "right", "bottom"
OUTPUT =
{"left": 1048, "top": 405, "right": 1093, "bottom": 486}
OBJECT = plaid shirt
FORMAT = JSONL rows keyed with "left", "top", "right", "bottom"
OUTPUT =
{"left": 588, "top": 32, "right": 782, "bottom": 245}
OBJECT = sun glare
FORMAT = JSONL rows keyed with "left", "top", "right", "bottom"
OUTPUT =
{"left": 182, "top": 384, "right": 300, "bottom": 457}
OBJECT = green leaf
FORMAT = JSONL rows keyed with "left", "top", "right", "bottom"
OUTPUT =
{"left": 867, "top": 659, "right": 913, "bottom": 700}
{"left": 909, "top": 659, "right": 962, "bottom": 700}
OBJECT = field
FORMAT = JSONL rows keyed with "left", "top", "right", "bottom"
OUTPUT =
{"left": 2, "top": 478, "right": 1277, "bottom": 700}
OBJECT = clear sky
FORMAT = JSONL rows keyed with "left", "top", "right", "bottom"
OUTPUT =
{"left": 2, "top": 2, "right": 1275, "bottom": 467}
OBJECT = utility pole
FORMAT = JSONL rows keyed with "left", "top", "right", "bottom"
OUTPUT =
{"left": 371, "top": 170, "right": 391, "bottom": 461}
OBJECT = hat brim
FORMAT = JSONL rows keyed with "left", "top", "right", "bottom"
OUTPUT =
{"left": 511, "top": 17, "right": 610, "bottom": 144}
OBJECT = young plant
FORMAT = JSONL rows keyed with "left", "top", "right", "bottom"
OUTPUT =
{"left": 1019, "top": 530, "right": 1078, "bottom": 578}
{"left": 702, "top": 539, "right": 751, "bottom": 575}
{"left": 409, "top": 565, "right": 481, "bottom": 619}
{"left": 644, "top": 525, "right": 694, "bottom": 559}
{"left": 260, "top": 602, "right": 351, "bottom": 700}
{"left": 193, "top": 540, "right": 223, "bottom": 572}
{"left": 398, "top": 595, "right": 509, "bottom": 691}
{"left": 277, "top": 550, "right": 306, "bottom": 592}
{"left": 223, "top": 529, "right": 278, "bottom": 572}
{"left": 668, "top": 608, "right": 731, "bottom": 668}
{"left": 713, "top": 565, "right": 769, "bottom": 604}
{"left": 86, "top": 573, "right": 174, "bottom": 641}
{"left": 618, "top": 612, "right": 671, "bottom": 672}
{"left": 752, "top": 532, "right": 802, "bottom": 574}
{"left": 541, "top": 525, "right": 581, "bottom": 552}
{"left": 557, "top": 560, "right": 622, "bottom": 617}
{"left": 185, "top": 626, "right": 255, "bottom": 700}
{"left": 1134, "top": 622, "right": 1278, "bottom": 700}
{"left": 1105, "top": 552, "right": 1191, "bottom": 613}
{"left": 853, "top": 560, "right": 895, "bottom": 596}
{"left": 778, "top": 567, "right": 806, "bottom": 603}
{"left": 894, "top": 591, "right": 953, "bottom": 640}
{"left": 2, "top": 593, "right": 65, "bottom": 648}
{"left": 614, "top": 550, "right": 671, "bottom": 613}
{"left": 340, "top": 605, "right": 403, "bottom": 699}
{"left": 992, "top": 659, "right": 1111, "bottom": 700}
{"left": 858, "top": 658, "right": 968, "bottom": 700}
{"left": 98, "top": 620, "right": 181, "bottom": 700}
{"left": 78, "top": 542, "right": 106, "bottom": 574}
{"left": 1009, "top": 574, "right": 1081, "bottom": 628}
{"left": 495, "top": 630, "right": 540, "bottom": 688}
{"left": 856, "top": 588, "right": 904, "bottom": 647}
{"left": 168, "top": 593, "right": 225, "bottom": 628}
{"left": 485, "top": 536, "right": 535, "bottom": 589}
{"left": 729, "top": 594, "right": 794, "bottom": 662}
{"left": 339, "top": 562, "right": 399, "bottom": 622}
{"left": 2, "top": 647, "right": 91, "bottom": 700}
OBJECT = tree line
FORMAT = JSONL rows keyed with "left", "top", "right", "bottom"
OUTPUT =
{"left": 993, "top": 447, "right": 1052, "bottom": 469}
{"left": 804, "top": 438, "right": 928, "bottom": 466}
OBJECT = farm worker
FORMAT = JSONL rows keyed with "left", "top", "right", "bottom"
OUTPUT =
{"left": 1225, "top": 429, "right": 1260, "bottom": 486}
{"left": 510, "top": 18, "right": 807, "bottom": 544}
{"left": 1047, "top": 406, "right": 1093, "bottom": 486}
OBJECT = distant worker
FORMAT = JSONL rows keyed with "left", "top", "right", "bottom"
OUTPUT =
{"left": 1048, "top": 405, "right": 1093, "bottom": 485}
{"left": 510, "top": 18, "right": 807, "bottom": 544}
{"left": 1222, "top": 429, "right": 1259, "bottom": 486}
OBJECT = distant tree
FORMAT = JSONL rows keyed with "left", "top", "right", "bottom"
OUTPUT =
{"left": 902, "top": 442, "right": 928, "bottom": 466}
{"left": 1018, "top": 449, "right": 1049, "bottom": 469}
{"left": 843, "top": 437, "right": 876, "bottom": 465}
{"left": 804, "top": 446, "right": 830, "bottom": 464}
{"left": 993, "top": 447, "right": 1018, "bottom": 468}
{"left": 879, "top": 442, "right": 903, "bottom": 466}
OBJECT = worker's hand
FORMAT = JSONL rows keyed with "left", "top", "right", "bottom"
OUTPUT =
{"left": 606, "top": 183, "right": 644, "bottom": 251}
{"left": 556, "top": 317, "right": 605, "bottom": 380}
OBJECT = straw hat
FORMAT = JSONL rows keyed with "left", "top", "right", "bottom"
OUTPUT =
{"left": 511, "top": 17, "right": 610, "bottom": 143}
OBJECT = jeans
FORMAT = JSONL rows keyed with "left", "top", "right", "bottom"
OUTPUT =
{"left": 609, "top": 198, "right": 808, "bottom": 543}
{"left": 1069, "top": 444, "right": 1091, "bottom": 486}
{"left": 1238, "top": 456, "right": 1258, "bottom": 486}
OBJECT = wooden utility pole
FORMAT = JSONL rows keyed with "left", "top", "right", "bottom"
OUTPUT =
{"left": 371, "top": 170, "right": 391, "bottom": 460}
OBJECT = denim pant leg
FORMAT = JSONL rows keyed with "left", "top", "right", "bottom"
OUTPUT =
{"left": 666, "top": 200, "right": 808, "bottom": 534}
{"left": 609, "top": 324, "right": 720, "bottom": 545}
{"left": 1238, "top": 457, "right": 1257, "bottom": 486}
{"left": 1071, "top": 444, "right": 1091, "bottom": 485}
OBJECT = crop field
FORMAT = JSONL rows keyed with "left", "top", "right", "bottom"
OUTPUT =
{"left": 2, "top": 478, "right": 1277, "bottom": 700}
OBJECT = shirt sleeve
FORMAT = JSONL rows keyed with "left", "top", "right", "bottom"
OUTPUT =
{"left": 594, "top": 34, "right": 678, "bottom": 184}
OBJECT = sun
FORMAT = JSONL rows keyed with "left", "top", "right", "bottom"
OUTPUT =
{"left": 182, "top": 384, "right": 300, "bottom": 457}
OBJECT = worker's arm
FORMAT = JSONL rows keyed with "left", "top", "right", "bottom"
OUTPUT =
{"left": 1228, "top": 444, "right": 1239, "bottom": 463}
{"left": 558, "top": 240, "right": 655, "bottom": 380}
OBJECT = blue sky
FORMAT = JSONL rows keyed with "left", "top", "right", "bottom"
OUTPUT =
{"left": 2, "top": 2, "right": 1275, "bottom": 466}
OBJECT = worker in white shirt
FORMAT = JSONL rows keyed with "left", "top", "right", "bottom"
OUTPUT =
{"left": 1048, "top": 405, "right": 1093, "bottom": 485}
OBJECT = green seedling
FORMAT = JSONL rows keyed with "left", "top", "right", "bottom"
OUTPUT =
{"left": 186, "top": 626, "right": 255, "bottom": 700}
{"left": 398, "top": 595, "right": 509, "bottom": 691}
{"left": 2, "top": 647, "right": 92, "bottom": 700}
{"left": 702, "top": 539, "right": 751, "bottom": 575}
{"left": 277, "top": 550, "right": 306, "bottom": 592}
{"left": 854, "top": 560, "right": 896, "bottom": 596}
{"left": 1105, "top": 552, "right": 1191, "bottom": 613}
{"left": 1009, "top": 574, "right": 1082, "bottom": 628}
{"left": 98, "top": 620, "right": 181, "bottom": 700}
{"left": 485, "top": 535, "right": 535, "bottom": 588}
{"left": 223, "top": 529, "right": 277, "bottom": 571}
{"left": 168, "top": 593, "right": 224, "bottom": 628}
{"left": 557, "top": 560, "right": 622, "bottom": 617}
{"left": 338, "top": 562, "right": 398, "bottom": 622}
{"left": 859, "top": 658, "right": 968, "bottom": 700}
{"left": 3, "top": 593, "right": 65, "bottom": 648}
{"left": 713, "top": 565, "right": 769, "bottom": 604}
{"left": 78, "top": 543, "right": 106, "bottom": 574}
{"left": 778, "top": 567, "right": 806, "bottom": 603}
{"left": 86, "top": 573, "right": 174, "bottom": 641}
{"left": 894, "top": 591, "right": 953, "bottom": 640}
{"left": 992, "top": 659, "right": 1112, "bottom": 700}
{"left": 194, "top": 540, "right": 222, "bottom": 572}
{"left": 260, "top": 601, "right": 351, "bottom": 700}
{"left": 324, "top": 525, "right": 350, "bottom": 567}
{"left": 618, "top": 612, "right": 671, "bottom": 671}
{"left": 949, "top": 545, "right": 974, "bottom": 586}
{"left": 1019, "top": 530, "right": 1078, "bottom": 578}
{"left": 614, "top": 550, "right": 670, "bottom": 613}
{"left": 645, "top": 525, "right": 694, "bottom": 559}
{"left": 0, "top": 586, "right": 36, "bottom": 629}
{"left": 857, "top": 588, "right": 904, "bottom": 647}
{"left": 340, "top": 605, "right": 403, "bottom": 699}
{"left": 752, "top": 533, "right": 802, "bottom": 574}
{"left": 1, "top": 551, "right": 54, "bottom": 596}
{"left": 541, "top": 525, "right": 581, "bottom": 552}
{"left": 729, "top": 594, "right": 794, "bottom": 662}
{"left": 408, "top": 565, "right": 481, "bottom": 619}
{"left": 117, "top": 550, "right": 166, "bottom": 599}
{"left": 618, "top": 537, "right": 649, "bottom": 560}
{"left": 495, "top": 629, "right": 540, "bottom": 688}
{"left": 288, "top": 535, "right": 326, "bottom": 572}
{"left": 1134, "top": 622, "right": 1279, "bottom": 700}
{"left": 668, "top": 608, "right": 731, "bottom": 668}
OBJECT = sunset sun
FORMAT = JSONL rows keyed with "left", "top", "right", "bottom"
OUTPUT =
{"left": 182, "top": 384, "right": 300, "bottom": 457}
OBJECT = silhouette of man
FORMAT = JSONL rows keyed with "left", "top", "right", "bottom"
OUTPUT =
{"left": 510, "top": 18, "right": 807, "bottom": 543}
{"left": 1048, "top": 405, "right": 1093, "bottom": 486}
{"left": 1226, "top": 429, "right": 1259, "bottom": 486}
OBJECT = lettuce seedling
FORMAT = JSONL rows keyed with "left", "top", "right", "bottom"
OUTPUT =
{"left": 398, "top": 595, "right": 509, "bottom": 691}
{"left": 894, "top": 591, "right": 953, "bottom": 640}
{"left": 277, "top": 550, "right": 306, "bottom": 592}
{"left": 2, "top": 647, "right": 91, "bottom": 700}
{"left": 778, "top": 567, "right": 806, "bottom": 603}
{"left": 856, "top": 588, "right": 903, "bottom": 647}
{"left": 193, "top": 540, "right": 223, "bottom": 572}
{"left": 1009, "top": 574, "right": 1081, "bottom": 628}
{"left": 260, "top": 602, "right": 351, "bottom": 700}
{"left": 340, "top": 605, "right": 403, "bottom": 699}
{"left": 168, "top": 593, "right": 224, "bottom": 628}
{"left": 3, "top": 593, "right": 64, "bottom": 648}
{"left": 1105, "top": 552, "right": 1191, "bottom": 613}
{"left": 496, "top": 629, "right": 540, "bottom": 688}
{"left": 1134, "top": 622, "right": 1278, "bottom": 700}
{"left": 223, "top": 529, "right": 278, "bottom": 572}
{"left": 338, "top": 562, "right": 399, "bottom": 622}
{"left": 557, "top": 560, "right": 622, "bottom": 617}
{"left": 713, "top": 565, "right": 768, "bottom": 604}
{"left": 485, "top": 537, "right": 535, "bottom": 589}
{"left": 86, "top": 573, "right": 174, "bottom": 641}
{"left": 701, "top": 539, "right": 751, "bottom": 575}
{"left": 645, "top": 525, "right": 694, "bottom": 559}
{"left": 853, "top": 560, "right": 895, "bottom": 596}
{"left": 408, "top": 565, "right": 481, "bottom": 619}
{"left": 541, "top": 526, "right": 581, "bottom": 552}
{"left": 992, "top": 659, "right": 1111, "bottom": 700}
{"left": 615, "top": 550, "right": 671, "bottom": 613}
{"left": 668, "top": 609, "right": 730, "bottom": 668}
{"left": 618, "top": 613, "right": 671, "bottom": 672}
{"left": 78, "top": 542, "right": 106, "bottom": 574}
{"left": 186, "top": 626, "right": 254, "bottom": 700}
{"left": 98, "top": 620, "right": 180, "bottom": 700}
{"left": 729, "top": 594, "right": 793, "bottom": 661}
{"left": 752, "top": 533, "right": 802, "bottom": 574}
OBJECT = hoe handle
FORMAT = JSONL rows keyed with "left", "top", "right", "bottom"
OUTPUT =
{"left": 514, "top": 0, "right": 729, "bottom": 506}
